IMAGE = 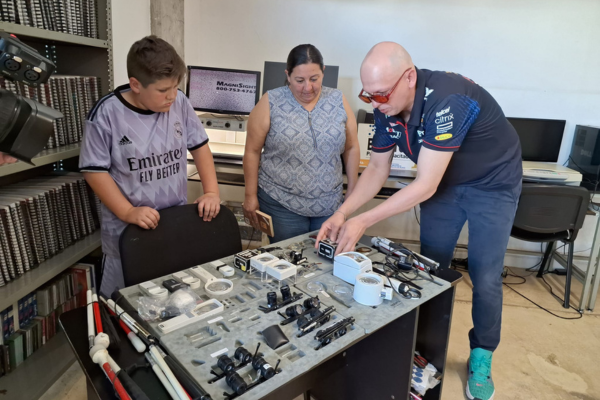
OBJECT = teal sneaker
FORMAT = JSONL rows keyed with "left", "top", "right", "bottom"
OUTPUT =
{"left": 466, "top": 348, "right": 495, "bottom": 400}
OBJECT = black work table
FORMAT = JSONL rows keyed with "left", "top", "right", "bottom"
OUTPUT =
{"left": 61, "top": 234, "right": 462, "bottom": 400}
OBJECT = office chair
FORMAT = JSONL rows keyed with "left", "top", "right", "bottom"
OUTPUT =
{"left": 119, "top": 204, "right": 242, "bottom": 286}
{"left": 510, "top": 184, "right": 589, "bottom": 308}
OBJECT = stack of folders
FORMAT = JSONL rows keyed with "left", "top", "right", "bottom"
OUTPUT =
{"left": 0, "top": 0, "right": 99, "bottom": 39}
{"left": 0, "top": 172, "right": 101, "bottom": 286}
{"left": 0, "top": 75, "right": 102, "bottom": 149}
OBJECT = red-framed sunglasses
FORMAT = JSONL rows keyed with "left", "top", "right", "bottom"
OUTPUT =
{"left": 358, "top": 67, "right": 412, "bottom": 104}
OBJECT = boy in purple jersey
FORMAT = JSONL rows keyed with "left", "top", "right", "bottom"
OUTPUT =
{"left": 79, "top": 36, "right": 220, "bottom": 297}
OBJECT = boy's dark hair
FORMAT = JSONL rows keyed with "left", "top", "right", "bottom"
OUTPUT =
{"left": 126, "top": 35, "right": 186, "bottom": 87}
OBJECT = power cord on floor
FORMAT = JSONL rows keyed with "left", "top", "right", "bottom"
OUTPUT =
{"left": 502, "top": 267, "right": 583, "bottom": 320}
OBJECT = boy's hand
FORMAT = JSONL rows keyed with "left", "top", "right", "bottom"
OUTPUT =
{"left": 195, "top": 193, "right": 221, "bottom": 221}
{"left": 124, "top": 206, "right": 160, "bottom": 230}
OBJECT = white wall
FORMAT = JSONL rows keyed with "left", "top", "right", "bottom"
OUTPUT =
{"left": 111, "top": 0, "right": 152, "bottom": 87}
{"left": 182, "top": 0, "right": 600, "bottom": 267}
{"left": 184, "top": 0, "right": 600, "bottom": 165}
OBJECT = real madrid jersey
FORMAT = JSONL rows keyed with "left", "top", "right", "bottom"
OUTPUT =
{"left": 79, "top": 84, "right": 208, "bottom": 258}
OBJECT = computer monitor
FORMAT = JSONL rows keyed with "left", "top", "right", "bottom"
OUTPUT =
{"left": 262, "top": 61, "right": 339, "bottom": 94}
{"left": 507, "top": 117, "right": 566, "bottom": 162}
{"left": 186, "top": 66, "right": 261, "bottom": 115}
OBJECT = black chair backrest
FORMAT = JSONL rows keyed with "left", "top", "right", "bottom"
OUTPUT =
{"left": 513, "top": 184, "right": 589, "bottom": 237}
{"left": 119, "top": 204, "right": 242, "bottom": 286}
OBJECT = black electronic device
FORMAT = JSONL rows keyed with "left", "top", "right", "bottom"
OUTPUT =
{"left": 280, "top": 285, "right": 292, "bottom": 302}
{"left": 162, "top": 279, "right": 189, "bottom": 293}
{"left": 266, "top": 292, "right": 278, "bottom": 308}
{"left": 288, "top": 249, "right": 307, "bottom": 265}
{"left": 507, "top": 117, "right": 566, "bottom": 162}
{"left": 186, "top": 66, "right": 261, "bottom": 115}
{"left": 317, "top": 238, "right": 338, "bottom": 261}
{"left": 217, "top": 354, "right": 235, "bottom": 373}
{"left": 285, "top": 304, "right": 303, "bottom": 318}
{"left": 211, "top": 343, "right": 282, "bottom": 399}
{"left": 234, "top": 347, "right": 253, "bottom": 364}
{"left": 277, "top": 296, "right": 321, "bottom": 325}
{"left": 297, "top": 306, "right": 335, "bottom": 337}
{"left": 259, "top": 288, "right": 303, "bottom": 313}
{"left": 233, "top": 249, "right": 260, "bottom": 272}
{"left": 0, "top": 32, "right": 55, "bottom": 86}
{"left": 0, "top": 33, "right": 63, "bottom": 163}
{"left": 568, "top": 124, "right": 600, "bottom": 189}
{"left": 225, "top": 371, "right": 247, "bottom": 395}
{"left": 314, "top": 316, "right": 355, "bottom": 350}
{"left": 262, "top": 61, "right": 339, "bottom": 94}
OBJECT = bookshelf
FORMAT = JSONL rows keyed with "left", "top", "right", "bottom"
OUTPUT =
{"left": 0, "top": 144, "right": 81, "bottom": 178}
{"left": 0, "top": 21, "right": 109, "bottom": 48}
{"left": 0, "top": 231, "right": 101, "bottom": 311}
{"left": 0, "top": 0, "right": 113, "bottom": 393}
{"left": 0, "top": 331, "right": 74, "bottom": 400}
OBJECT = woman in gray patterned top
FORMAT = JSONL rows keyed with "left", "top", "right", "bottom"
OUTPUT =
{"left": 243, "top": 44, "right": 359, "bottom": 242}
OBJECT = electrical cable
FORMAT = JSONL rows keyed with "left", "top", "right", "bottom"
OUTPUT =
{"left": 413, "top": 206, "right": 420, "bottom": 225}
{"left": 502, "top": 267, "right": 583, "bottom": 320}
{"left": 246, "top": 228, "right": 257, "bottom": 250}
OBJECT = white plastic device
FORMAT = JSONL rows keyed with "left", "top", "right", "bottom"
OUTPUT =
{"left": 218, "top": 266, "right": 235, "bottom": 277}
{"left": 138, "top": 281, "right": 169, "bottom": 300}
{"left": 250, "top": 253, "right": 278, "bottom": 273}
{"left": 189, "top": 266, "right": 234, "bottom": 296}
{"left": 353, "top": 272, "right": 388, "bottom": 306}
{"left": 265, "top": 259, "right": 297, "bottom": 282}
{"left": 333, "top": 252, "right": 373, "bottom": 285}
{"left": 157, "top": 299, "right": 224, "bottom": 334}
{"left": 172, "top": 271, "right": 201, "bottom": 289}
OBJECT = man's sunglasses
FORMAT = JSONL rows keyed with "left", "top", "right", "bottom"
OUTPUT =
{"left": 358, "top": 67, "right": 412, "bottom": 104}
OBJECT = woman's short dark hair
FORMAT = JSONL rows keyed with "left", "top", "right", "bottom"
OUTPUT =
{"left": 286, "top": 44, "right": 324, "bottom": 82}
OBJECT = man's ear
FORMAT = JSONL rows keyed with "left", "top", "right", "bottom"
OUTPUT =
{"left": 407, "top": 68, "right": 417, "bottom": 89}
{"left": 129, "top": 77, "right": 143, "bottom": 94}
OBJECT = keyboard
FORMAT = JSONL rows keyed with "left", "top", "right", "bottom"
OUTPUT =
{"left": 522, "top": 169, "right": 569, "bottom": 181}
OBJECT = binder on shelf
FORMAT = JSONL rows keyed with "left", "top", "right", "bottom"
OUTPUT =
{"left": 0, "top": 0, "right": 100, "bottom": 39}
{"left": 0, "top": 75, "right": 101, "bottom": 150}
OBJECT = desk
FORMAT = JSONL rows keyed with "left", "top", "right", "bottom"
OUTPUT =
{"left": 62, "top": 233, "right": 461, "bottom": 399}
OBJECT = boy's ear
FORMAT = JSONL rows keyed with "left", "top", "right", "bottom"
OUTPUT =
{"left": 129, "top": 77, "right": 143, "bottom": 94}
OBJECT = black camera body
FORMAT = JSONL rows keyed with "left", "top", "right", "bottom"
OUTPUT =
{"left": 0, "top": 32, "right": 55, "bottom": 86}
{"left": 0, "top": 32, "right": 62, "bottom": 163}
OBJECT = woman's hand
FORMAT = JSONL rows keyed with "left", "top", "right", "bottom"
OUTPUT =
{"left": 243, "top": 194, "right": 261, "bottom": 229}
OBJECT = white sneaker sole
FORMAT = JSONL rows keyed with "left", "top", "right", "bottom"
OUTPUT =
{"left": 465, "top": 382, "right": 495, "bottom": 400}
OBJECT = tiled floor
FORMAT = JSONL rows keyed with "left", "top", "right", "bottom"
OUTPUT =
{"left": 40, "top": 268, "right": 600, "bottom": 400}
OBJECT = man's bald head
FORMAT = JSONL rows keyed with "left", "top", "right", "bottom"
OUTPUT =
{"left": 359, "top": 42, "right": 417, "bottom": 117}
{"left": 360, "top": 42, "right": 414, "bottom": 91}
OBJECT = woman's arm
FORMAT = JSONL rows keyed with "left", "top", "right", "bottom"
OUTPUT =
{"left": 242, "top": 94, "right": 271, "bottom": 228}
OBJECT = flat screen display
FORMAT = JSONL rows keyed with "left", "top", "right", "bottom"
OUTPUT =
{"left": 186, "top": 66, "right": 261, "bottom": 115}
{"left": 507, "top": 117, "right": 566, "bottom": 162}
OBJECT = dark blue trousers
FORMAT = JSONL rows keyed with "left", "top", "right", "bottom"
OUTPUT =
{"left": 420, "top": 184, "right": 521, "bottom": 352}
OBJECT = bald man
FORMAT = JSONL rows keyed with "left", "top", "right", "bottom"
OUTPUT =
{"left": 316, "top": 42, "right": 522, "bottom": 400}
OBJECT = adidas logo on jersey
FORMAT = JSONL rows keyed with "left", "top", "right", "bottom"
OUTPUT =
{"left": 119, "top": 136, "right": 132, "bottom": 145}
